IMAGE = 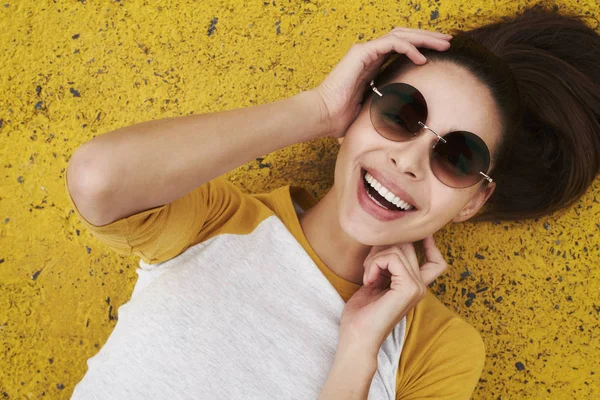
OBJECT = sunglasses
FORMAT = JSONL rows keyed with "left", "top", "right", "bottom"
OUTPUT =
{"left": 369, "top": 80, "right": 493, "bottom": 189}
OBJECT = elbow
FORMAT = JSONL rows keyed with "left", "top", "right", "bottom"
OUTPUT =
{"left": 66, "top": 145, "right": 115, "bottom": 226}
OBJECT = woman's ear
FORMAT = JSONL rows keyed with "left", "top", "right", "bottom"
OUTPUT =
{"left": 453, "top": 182, "right": 496, "bottom": 222}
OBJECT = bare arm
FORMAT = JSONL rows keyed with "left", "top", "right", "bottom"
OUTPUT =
{"left": 66, "top": 90, "right": 329, "bottom": 226}
{"left": 320, "top": 344, "right": 378, "bottom": 400}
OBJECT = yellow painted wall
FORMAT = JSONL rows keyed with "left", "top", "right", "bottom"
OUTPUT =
{"left": 1, "top": 0, "right": 598, "bottom": 398}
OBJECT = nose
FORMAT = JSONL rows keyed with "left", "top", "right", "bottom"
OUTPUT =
{"left": 388, "top": 128, "right": 437, "bottom": 180}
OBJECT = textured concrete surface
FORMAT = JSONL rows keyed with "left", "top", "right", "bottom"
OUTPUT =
{"left": 1, "top": 0, "right": 598, "bottom": 398}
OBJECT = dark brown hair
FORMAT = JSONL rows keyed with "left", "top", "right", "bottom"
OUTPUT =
{"left": 370, "top": 4, "right": 600, "bottom": 221}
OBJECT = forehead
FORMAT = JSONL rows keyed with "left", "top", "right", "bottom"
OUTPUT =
{"left": 390, "top": 61, "right": 502, "bottom": 155}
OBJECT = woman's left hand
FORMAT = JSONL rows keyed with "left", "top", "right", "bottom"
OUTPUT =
{"left": 338, "top": 235, "right": 448, "bottom": 357}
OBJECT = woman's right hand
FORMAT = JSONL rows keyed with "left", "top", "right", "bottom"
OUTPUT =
{"left": 311, "top": 28, "right": 454, "bottom": 139}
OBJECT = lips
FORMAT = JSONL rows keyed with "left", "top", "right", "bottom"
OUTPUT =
{"left": 361, "top": 167, "right": 419, "bottom": 210}
{"left": 356, "top": 167, "right": 418, "bottom": 222}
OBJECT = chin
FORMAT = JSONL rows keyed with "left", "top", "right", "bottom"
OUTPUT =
{"left": 338, "top": 209, "right": 400, "bottom": 246}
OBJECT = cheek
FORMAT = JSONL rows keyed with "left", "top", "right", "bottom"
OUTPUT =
{"left": 428, "top": 187, "right": 474, "bottom": 219}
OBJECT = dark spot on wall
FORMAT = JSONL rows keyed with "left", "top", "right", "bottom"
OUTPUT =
{"left": 208, "top": 17, "right": 218, "bottom": 36}
{"left": 459, "top": 266, "right": 471, "bottom": 281}
{"left": 438, "top": 282, "right": 446, "bottom": 293}
{"left": 76, "top": 229, "right": 80, "bottom": 236}
{"left": 56, "top": 383, "right": 65, "bottom": 390}
{"left": 85, "top": 246, "right": 91, "bottom": 254}
{"left": 430, "top": 10, "right": 439, "bottom": 20}
{"left": 544, "top": 221, "right": 551, "bottom": 230}
{"left": 275, "top": 20, "right": 281, "bottom": 35}
{"left": 475, "top": 252, "right": 485, "bottom": 260}
{"left": 17, "top": 176, "right": 24, "bottom": 183}
{"left": 70, "top": 88, "right": 81, "bottom": 97}
{"left": 108, "top": 305, "right": 116, "bottom": 320}
{"left": 35, "top": 101, "right": 43, "bottom": 110}
{"left": 515, "top": 361, "right": 526, "bottom": 371}
{"left": 36, "top": 85, "right": 42, "bottom": 95}
{"left": 32, "top": 270, "right": 42, "bottom": 280}
{"left": 48, "top": 358, "right": 53, "bottom": 364}
{"left": 0, "top": 258, "right": 4, "bottom": 264}
{"left": 495, "top": 296, "right": 503, "bottom": 303}
{"left": 72, "top": 34, "right": 80, "bottom": 39}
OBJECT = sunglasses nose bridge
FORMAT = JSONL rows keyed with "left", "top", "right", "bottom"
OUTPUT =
{"left": 417, "top": 121, "right": 447, "bottom": 147}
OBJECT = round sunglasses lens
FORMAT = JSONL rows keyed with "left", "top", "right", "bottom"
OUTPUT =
{"left": 370, "top": 83, "right": 427, "bottom": 141}
{"left": 431, "top": 131, "right": 491, "bottom": 188}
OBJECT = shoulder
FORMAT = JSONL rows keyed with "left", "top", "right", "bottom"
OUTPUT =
{"left": 396, "top": 291, "right": 485, "bottom": 399}
{"left": 409, "top": 291, "right": 484, "bottom": 346}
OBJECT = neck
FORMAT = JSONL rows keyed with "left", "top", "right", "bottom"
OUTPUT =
{"left": 298, "top": 187, "right": 371, "bottom": 285}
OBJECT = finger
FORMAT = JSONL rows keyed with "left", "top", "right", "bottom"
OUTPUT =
{"left": 398, "top": 242, "right": 419, "bottom": 272}
{"left": 391, "top": 27, "right": 453, "bottom": 39}
{"left": 420, "top": 235, "right": 448, "bottom": 285}
{"left": 389, "top": 247, "right": 424, "bottom": 289}
{"left": 363, "top": 35, "right": 428, "bottom": 65}
{"left": 389, "top": 30, "right": 452, "bottom": 52}
{"left": 363, "top": 245, "right": 393, "bottom": 267}
{"left": 363, "top": 245, "right": 405, "bottom": 277}
{"left": 423, "top": 235, "right": 445, "bottom": 264}
{"left": 362, "top": 261, "right": 371, "bottom": 285}
{"left": 366, "top": 254, "right": 393, "bottom": 286}
{"left": 379, "top": 271, "right": 424, "bottom": 317}
{"left": 363, "top": 252, "right": 380, "bottom": 285}
{"left": 366, "top": 255, "right": 383, "bottom": 285}
{"left": 363, "top": 246, "right": 388, "bottom": 285}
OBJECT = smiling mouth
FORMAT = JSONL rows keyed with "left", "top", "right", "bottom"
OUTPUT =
{"left": 361, "top": 168, "right": 418, "bottom": 212}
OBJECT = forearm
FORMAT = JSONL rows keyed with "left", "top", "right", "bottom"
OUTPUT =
{"left": 67, "top": 89, "right": 328, "bottom": 225}
{"left": 320, "top": 346, "right": 378, "bottom": 400}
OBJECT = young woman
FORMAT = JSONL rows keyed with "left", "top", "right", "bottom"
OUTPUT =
{"left": 64, "top": 6, "right": 600, "bottom": 400}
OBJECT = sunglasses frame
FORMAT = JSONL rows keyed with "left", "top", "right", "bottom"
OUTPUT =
{"left": 369, "top": 79, "right": 494, "bottom": 188}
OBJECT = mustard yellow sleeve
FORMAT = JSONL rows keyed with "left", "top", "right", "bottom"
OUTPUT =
{"left": 396, "top": 292, "right": 485, "bottom": 400}
{"left": 64, "top": 173, "right": 244, "bottom": 264}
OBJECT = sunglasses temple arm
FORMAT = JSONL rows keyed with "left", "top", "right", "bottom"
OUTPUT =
{"left": 479, "top": 171, "right": 493, "bottom": 183}
{"left": 370, "top": 80, "right": 383, "bottom": 97}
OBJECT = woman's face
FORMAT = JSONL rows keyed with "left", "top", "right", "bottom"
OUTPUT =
{"left": 334, "top": 61, "right": 502, "bottom": 245}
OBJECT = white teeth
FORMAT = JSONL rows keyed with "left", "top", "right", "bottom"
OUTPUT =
{"left": 364, "top": 171, "right": 414, "bottom": 211}
{"left": 367, "top": 192, "right": 389, "bottom": 210}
